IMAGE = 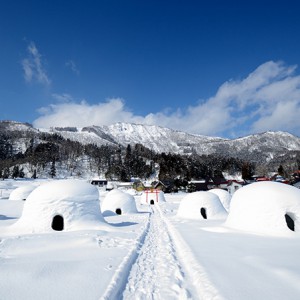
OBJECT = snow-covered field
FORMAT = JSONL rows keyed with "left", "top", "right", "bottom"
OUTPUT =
{"left": 1, "top": 179, "right": 300, "bottom": 299}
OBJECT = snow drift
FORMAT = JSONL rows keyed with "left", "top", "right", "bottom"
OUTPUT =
{"left": 8, "top": 184, "right": 37, "bottom": 201}
{"left": 208, "top": 188, "right": 231, "bottom": 211}
{"left": 225, "top": 181, "right": 300, "bottom": 235}
{"left": 101, "top": 189, "right": 138, "bottom": 216}
{"left": 177, "top": 191, "right": 228, "bottom": 220}
{"left": 10, "top": 179, "right": 106, "bottom": 233}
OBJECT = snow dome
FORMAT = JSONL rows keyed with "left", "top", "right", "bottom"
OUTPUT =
{"left": 208, "top": 188, "right": 231, "bottom": 211}
{"left": 177, "top": 191, "right": 227, "bottom": 220}
{"left": 9, "top": 184, "right": 37, "bottom": 201}
{"left": 140, "top": 189, "right": 166, "bottom": 205}
{"left": 225, "top": 181, "right": 300, "bottom": 235}
{"left": 11, "top": 180, "right": 106, "bottom": 233}
{"left": 101, "top": 189, "right": 138, "bottom": 216}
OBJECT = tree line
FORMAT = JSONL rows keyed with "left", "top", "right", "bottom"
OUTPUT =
{"left": 0, "top": 130, "right": 299, "bottom": 181}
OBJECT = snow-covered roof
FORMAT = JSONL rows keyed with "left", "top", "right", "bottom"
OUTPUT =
{"left": 101, "top": 189, "right": 138, "bottom": 215}
{"left": 140, "top": 190, "right": 166, "bottom": 205}
{"left": 10, "top": 179, "right": 106, "bottom": 233}
{"left": 177, "top": 191, "right": 227, "bottom": 220}
{"left": 8, "top": 184, "right": 37, "bottom": 201}
{"left": 225, "top": 181, "right": 300, "bottom": 235}
{"left": 208, "top": 188, "right": 231, "bottom": 212}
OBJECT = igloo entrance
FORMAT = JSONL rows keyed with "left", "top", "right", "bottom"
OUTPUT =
{"left": 150, "top": 200, "right": 155, "bottom": 205}
{"left": 285, "top": 213, "right": 295, "bottom": 231}
{"left": 115, "top": 208, "right": 122, "bottom": 215}
{"left": 51, "top": 215, "right": 64, "bottom": 231}
{"left": 200, "top": 207, "right": 207, "bottom": 219}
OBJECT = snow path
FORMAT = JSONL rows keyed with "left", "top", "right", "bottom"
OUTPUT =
{"left": 121, "top": 205, "right": 196, "bottom": 299}
{"left": 101, "top": 205, "right": 221, "bottom": 300}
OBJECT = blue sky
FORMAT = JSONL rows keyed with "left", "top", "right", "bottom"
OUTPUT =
{"left": 1, "top": 0, "right": 300, "bottom": 138}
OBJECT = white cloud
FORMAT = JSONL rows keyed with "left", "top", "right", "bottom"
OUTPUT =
{"left": 21, "top": 42, "right": 51, "bottom": 85}
{"left": 65, "top": 60, "right": 80, "bottom": 75}
{"left": 33, "top": 61, "right": 300, "bottom": 137}
{"left": 33, "top": 98, "right": 145, "bottom": 128}
{"left": 51, "top": 93, "right": 74, "bottom": 102}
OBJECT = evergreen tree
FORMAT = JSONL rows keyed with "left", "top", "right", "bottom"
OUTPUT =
{"left": 3, "top": 167, "right": 10, "bottom": 179}
{"left": 278, "top": 165, "right": 284, "bottom": 176}
{"left": 50, "top": 160, "right": 56, "bottom": 178}
{"left": 12, "top": 165, "right": 20, "bottom": 178}
{"left": 19, "top": 167, "right": 25, "bottom": 178}
{"left": 187, "top": 182, "right": 196, "bottom": 193}
{"left": 31, "top": 169, "right": 37, "bottom": 179}
{"left": 242, "top": 162, "right": 254, "bottom": 180}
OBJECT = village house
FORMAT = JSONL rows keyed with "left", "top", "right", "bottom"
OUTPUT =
{"left": 227, "top": 180, "right": 244, "bottom": 195}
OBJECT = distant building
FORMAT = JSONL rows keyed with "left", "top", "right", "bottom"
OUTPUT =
{"left": 227, "top": 180, "right": 244, "bottom": 195}
{"left": 188, "top": 180, "right": 208, "bottom": 191}
{"left": 206, "top": 177, "right": 229, "bottom": 190}
{"left": 90, "top": 179, "right": 108, "bottom": 187}
{"left": 116, "top": 182, "right": 134, "bottom": 190}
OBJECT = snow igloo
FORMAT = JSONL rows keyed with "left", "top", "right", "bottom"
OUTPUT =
{"left": 9, "top": 184, "right": 37, "bottom": 201}
{"left": 177, "top": 191, "right": 227, "bottom": 220}
{"left": 225, "top": 181, "right": 300, "bottom": 235}
{"left": 11, "top": 180, "right": 106, "bottom": 233}
{"left": 140, "top": 189, "right": 166, "bottom": 205}
{"left": 208, "top": 188, "right": 231, "bottom": 212}
{"left": 101, "top": 189, "right": 138, "bottom": 216}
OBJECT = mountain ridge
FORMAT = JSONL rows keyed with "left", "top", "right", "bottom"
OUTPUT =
{"left": 1, "top": 120, "right": 300, "bottom": 166}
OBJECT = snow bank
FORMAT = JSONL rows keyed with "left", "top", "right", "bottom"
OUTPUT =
{"left": 208, "top": 188, "right": 231, "bottom": 211}
{"left": 125, "top": 188, "right": 138, "bottom": 196}
{"left": 101, "top": 189, "right": 138, "bottom": 216}
{"left": 8, "top": 184, "right": 37, "bottom": 201}
{"left": 140, "top": 190, "right": 166, "bottom": 205}
{"left": 177, "top": 191, "right": 228, "bottom": 220}
{"left": 225, "top": 181, "right": 300, "bottom": 235}
{"left": 10, "top": 179, "right": 106, "bottom": 233}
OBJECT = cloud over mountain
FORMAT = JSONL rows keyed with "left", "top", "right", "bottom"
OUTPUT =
{"left": 33, "top": 61, "right": 300, "bottom": 138}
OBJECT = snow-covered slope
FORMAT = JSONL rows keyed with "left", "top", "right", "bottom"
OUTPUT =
{"left": 195, "top": 130, "right": 300, "bottom": 162}
{"left": 52, "top": 122, "right": 227, "bottom": 154}
{"left": 51, "top": 123, "right": 300, "bottom": 161}
{"left": 1, "top": 120, "right": 300, "bottom": 164}
{"left": 0, "top": 120, "right": 38, "bottom": 133}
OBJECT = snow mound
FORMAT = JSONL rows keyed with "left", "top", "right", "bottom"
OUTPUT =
{"left": 208, "top": 188, "right": 231, "bottom": 211}
{"left": 8, "top": 184, "right": 37, "bottom": 201}
{"left": 11, "top": 179, "right": 106, "bottom": 233}
{"left": 140, "top": 190, "right": 166, "bottom": 205}
{"left": 101, "top": 189, "right": 138, "bottom": 215}
{"left": 125, "top": 188, "right": 138, "bottom": 196}
{"left": 225, "top": 181, "right": 300, "bottom": 235}
{"left": 177, "top": 191, "right": 228, "bottom": 220}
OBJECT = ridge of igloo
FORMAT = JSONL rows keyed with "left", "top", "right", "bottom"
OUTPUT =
{"left": 225, "top": 181, "right": 300, "bottom": 235}
{"left": 101, "top": 189, "right": 138, "bottom": 215}
{"left": 10, "top": 179, "right": 106, "bottom": 233}
{"left": 208, "top": 188, "right": 231, "bottom": 211}
{"left": 9, "top": 184, "right": 37, "bottom": 201}
{"left": 177, "top": 191, "right": 228, "bottom": 220}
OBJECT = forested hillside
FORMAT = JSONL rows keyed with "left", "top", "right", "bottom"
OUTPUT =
{"left": 0, "top": 121, "right": 300, "bottom": 182}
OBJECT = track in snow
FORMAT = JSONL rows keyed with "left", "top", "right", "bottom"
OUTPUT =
{"left": 122, "top": 205, "right": 196, "bottom": 299}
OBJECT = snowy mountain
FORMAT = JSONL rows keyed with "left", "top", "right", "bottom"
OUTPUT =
{"left": 51, "top": 123, "right": 300, "bottom": 162}
{"left": 48, "top": 122, "right": 227, "bottom": 154}
{"left": 1, "top": 120, "right": 300, "bottom": 164}
{"left": 79, "top": 123, "right": 227, "bottom": 154}
{"left": 0, "top": 120, "right": 38, "bottom": 133}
